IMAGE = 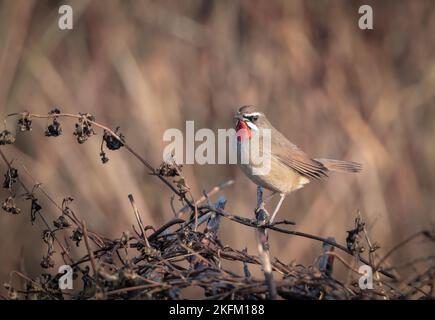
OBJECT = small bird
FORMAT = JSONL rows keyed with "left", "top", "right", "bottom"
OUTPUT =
{"left": 235, "top": 105, "right": 361, "bottom": 223}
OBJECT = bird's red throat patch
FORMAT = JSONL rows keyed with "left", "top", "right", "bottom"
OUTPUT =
{"left": 236, "top": 120, "right": 252, "bottom": 141}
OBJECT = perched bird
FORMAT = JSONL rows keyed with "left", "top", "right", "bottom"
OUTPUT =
{"left": 234, "top": 105, "right": 361, "bottom": 223}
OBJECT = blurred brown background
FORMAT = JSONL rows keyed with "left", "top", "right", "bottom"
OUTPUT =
{"left": 0, "top": 0, "right": 434, "bottom": 290}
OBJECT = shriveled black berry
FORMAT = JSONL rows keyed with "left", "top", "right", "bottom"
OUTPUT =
{"left": 103, "top": 128, "right": 124, "bottom": 150}
{"left": 45, "top": 119, "right": 62, "bottom": 137}
{"left": 0, "top": 130, "right": 15, "bottom": 145}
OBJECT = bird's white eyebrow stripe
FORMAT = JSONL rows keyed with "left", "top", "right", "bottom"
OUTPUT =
{"left": 243, "top": 112, "right": 261, "bottom": 118}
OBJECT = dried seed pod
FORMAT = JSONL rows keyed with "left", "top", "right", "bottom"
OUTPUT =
{"left": 3, "top": 167, "right": 18, "bottom": 189}
{"left": 174, "top": 178, "right": 189, "bottom": 196}
{"left": 103, "top": 128, "right": 124, "bottom": 151}
{"left": 71, "top": 228, "right": 83, "bottom": 247}
{"left": 18, "top": 114, "right": 32, "bottom": 131}
{"left": 45, "top": 119, "right": 62, "bottom": 137}
{"left": 100, "top": 151, "right": 109, "bottom": 164}
{"left": 2, "top": 196, "right": 21, "bottom": 215}
{"left": 346, "top": 217, "right": 365, "bottom": 253}
{"left": 29, "top": 197, "right": 42, "bottom": 225}
{"left": 0, "top": 130, "right": 15, "bottom": 145}
{"left": 73, "top": 113, "right": 96, "bottom": 144}
{"left": 156, "top": 161, "right": 181, "bottom": 177}
{"left": 40, "top": 255, "right": 55, "bottom": 269}
{"left": 53, "top": 215, "right": 71, "bottom": 229}
{"left": 42, "top": 230, "right": 54, "bottom": 246}
{"left": 48, "top": 108, "right": 61, "bottom": 115}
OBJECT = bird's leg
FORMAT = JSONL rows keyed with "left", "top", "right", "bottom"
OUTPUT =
{"left": 255, "top": 186, "right": 269, "bottom": 227}
{"left": 264, "top": 191, "right": 277, "bottom": 204}
{"left": 269, "top": 193, "right": 285, "bottom": 223}
{"left": 256, "top": 186, "right": 265, "bottom": 208}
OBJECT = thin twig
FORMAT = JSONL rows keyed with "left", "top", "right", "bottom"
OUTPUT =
{"left": 82, "top": 220, "right": 98, "bottom": 280}
{"left": 128, "top": 194, "right": 150, "bottom": 247}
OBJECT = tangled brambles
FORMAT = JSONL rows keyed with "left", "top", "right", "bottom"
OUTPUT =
{"left": 0, "top": 110, "right": 434, "bottom": 300}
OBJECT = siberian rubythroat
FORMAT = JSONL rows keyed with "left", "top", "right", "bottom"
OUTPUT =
{"left": 235, "top": 105, "right": 361, "bottom": 222}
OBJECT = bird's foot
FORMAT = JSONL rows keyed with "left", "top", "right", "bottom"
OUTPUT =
{"left": 254, "top": 207, "right": 269, "bottom": 227}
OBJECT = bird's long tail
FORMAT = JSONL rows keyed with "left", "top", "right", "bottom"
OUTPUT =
{"left": 315, "top": 158, "right": 362, "bottom": 173}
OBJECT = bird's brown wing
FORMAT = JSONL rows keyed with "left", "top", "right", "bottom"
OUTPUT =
{"left": 271, "top": 130, "right": 328, "bottom": 180}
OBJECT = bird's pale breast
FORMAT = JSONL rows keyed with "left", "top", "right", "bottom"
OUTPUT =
{"left": 237, "top": 139, "right": 310, "bottom": 194}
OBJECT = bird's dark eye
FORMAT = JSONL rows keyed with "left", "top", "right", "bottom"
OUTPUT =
{"left": 245, "top": 115, "right": 258, "bottom": 122}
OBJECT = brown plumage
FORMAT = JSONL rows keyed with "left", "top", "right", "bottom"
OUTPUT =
{"left": 234, "top": 105, "right": 362, "bottom": 222}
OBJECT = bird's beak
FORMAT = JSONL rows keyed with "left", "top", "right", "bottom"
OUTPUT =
{"left": 234, "top": 113, "right": 243, "bottom": 121}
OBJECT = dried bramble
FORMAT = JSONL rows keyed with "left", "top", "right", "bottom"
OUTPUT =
{"left": 346, "top": 217, "right": 365, "bottom": 253}
{"left": 80, "top": 112, "right": 95, "bottom": 122}
{"left": 2, "top": 196, "right": 21, "bottom": 215}
{"left": 103, "top": 127, "right": 124, "bottom": 151}
{"left": 29, "top": 196, "right": 42, "bottom": 225}
{"left": 71, "top": 228, "right": 83, "bottom": 247}
{"left": 42, "top": 229, "right": 55, "bottom": 255}
{"left": 42, "top": 230, "right": 54, "bottom": 246}
{"left": 45, "top": 119, "right": 62, "bottom": 137}
{"left": 45, "top": 108, "right": 63, "bottom": 137}
{"left": 3, "top": 283, "right": 17, "bottom": 300}
{"left": 74, "top": 123, "right": 95, "bottom": 143}
{"left": 99, "top": 128, "right": 125, "bottom": 163}
{"left": 141, "top": 246, "right": 161, "bottom": 258}
{"left": 0, "top": 130, "right": 15, "bottom": 145}
{"left": 156, "top": 160, "right": 181, "bottom": 177}
{"left": 3, "top": 167, "right": 18, "bottom": 189}
{"left": 53, "top": 215, "right": 71, "bottom": 229}
{"left": 100, "top": 151, "right": 109, "bottom": 164}
{"left": 18, "top": 114, "right": 32, "bottom": 131}
{"left": 174, "top": 177, "right": 189, "bottom": 196}
{"left": 40, "top": 255, "right": 55, "bottom": 269}
{"left": 73, "top": 113, "right": 96, "bottom": 144}
{"left": 62, "top": 196, "right": 74, "bottom": 207}
{"left": 48, "top": 108, "right": 61, "bottom": 115}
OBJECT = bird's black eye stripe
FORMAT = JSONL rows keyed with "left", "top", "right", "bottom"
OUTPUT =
{"left": 244, "top": 115, "right": 258, "bottom": 122}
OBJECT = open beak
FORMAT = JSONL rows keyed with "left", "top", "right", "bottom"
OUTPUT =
{"left": 235, "top": 118, "right": 252, "bottom": 141}
{"left": 234, "top": 113, "right": 244, "bottom": 127}
{"left": 234, "top": 115, "right": 243, "bottom": 121}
